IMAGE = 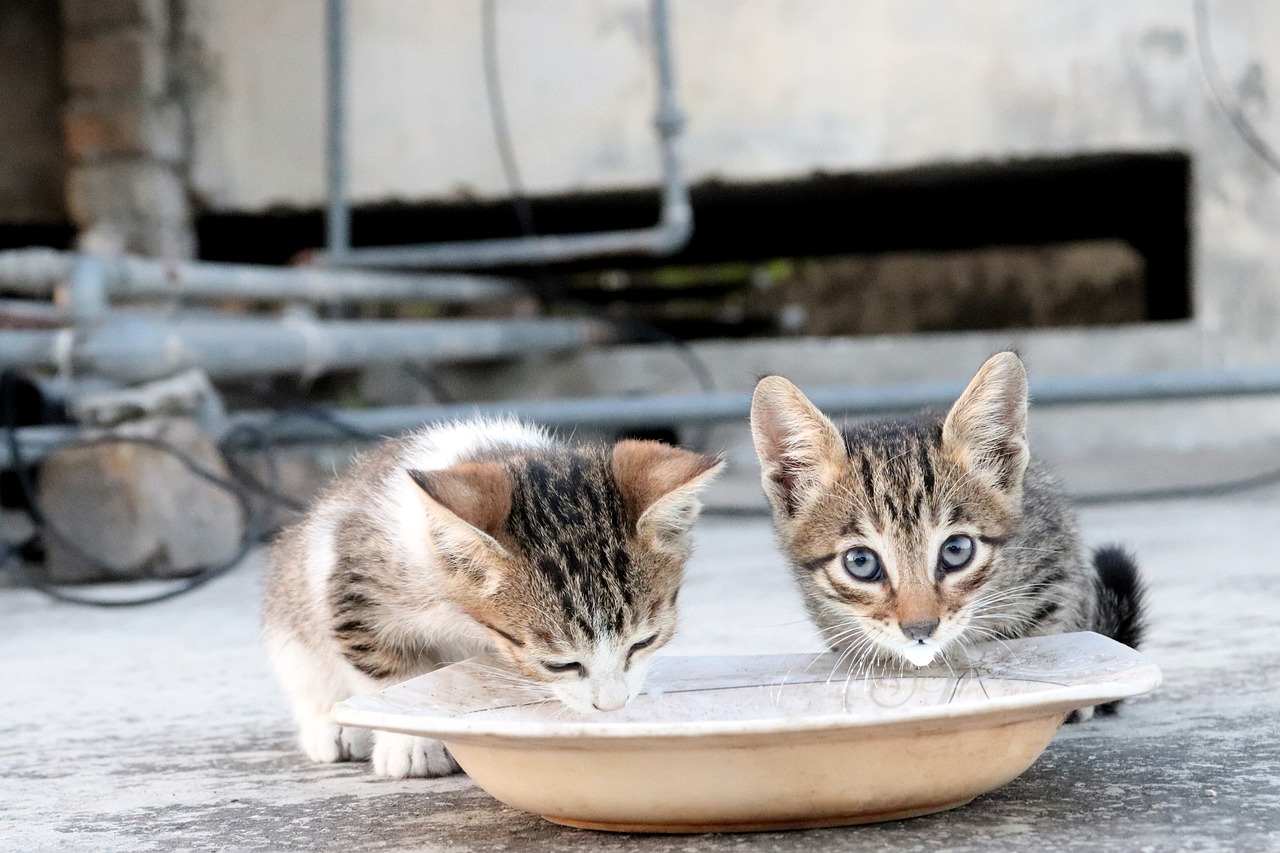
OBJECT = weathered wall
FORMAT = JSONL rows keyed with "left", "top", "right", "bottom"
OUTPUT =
{"left": 180, "top": 0, "right": 1280, "bottom": 364}
{"left": 61, "top": 0, "right": 195, "bottom": 257}
{"left": 10, "top": 1, "right": 1277, "bottom": 365}
{"left": 184, "top": 0, "right": 1257, "bottom": 208}
{"left": 0, "top": 0, "right": 67, "bottom": 225}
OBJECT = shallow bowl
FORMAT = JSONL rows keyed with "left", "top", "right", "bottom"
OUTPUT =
{"left": 332, "top": 631, "right": 1160, "bottom": 833}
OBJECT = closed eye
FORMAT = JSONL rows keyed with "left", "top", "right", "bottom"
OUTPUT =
{"left": 627, "top": 634, "right": 659, "bottom": 664}
{"left": 541, "top": 660, "right": 586, "bottom": 677}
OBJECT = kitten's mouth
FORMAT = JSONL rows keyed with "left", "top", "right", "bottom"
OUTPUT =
{"left": 898, "top": 640, "right": 940, "bottom": 668}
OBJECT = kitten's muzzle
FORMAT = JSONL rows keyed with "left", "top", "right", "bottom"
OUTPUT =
{"left": 900, "top": 619, "right": 939, "bottom": 641}
{"left": 589, "top": 674, "right": 633, "bottom": 712}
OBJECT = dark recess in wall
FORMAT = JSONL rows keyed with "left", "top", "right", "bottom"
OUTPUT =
{"left": 0, "top": 224, "right": 75, "bottom": 252}
{"left": 196, "top": 152, "right": 1192, "bottom": 326}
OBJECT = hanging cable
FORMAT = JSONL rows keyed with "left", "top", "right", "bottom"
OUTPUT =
{"left": 481, "top": 0, "right": 538, "bottom": 237}
{"left": 1193, "top": 0, "right": 1280, "bottom": 175}
{"left": 477, "top": 0, "right": 719, "bottom": 449}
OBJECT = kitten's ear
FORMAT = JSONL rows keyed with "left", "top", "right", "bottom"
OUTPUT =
{"left": 408, "top": 463, "right": 512, "bottom": 552}
{"left": 612, "top": 440, "right": 724, "bottom": 543}
{"left": 942, "top": 352, "right": 1030, "bottom": 496}
{"left": 750, "top": 375, "right": 846, "bottom": 516}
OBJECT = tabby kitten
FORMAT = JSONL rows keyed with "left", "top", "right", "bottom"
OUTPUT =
{"left": 264, "top": 418, "right": 722, "bottom": 778}
{"left": 750, "top": 352, "right": 1145, "bottom": 708}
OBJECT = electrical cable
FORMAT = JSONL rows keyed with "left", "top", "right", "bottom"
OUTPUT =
{"left": 1069, "top": 462, "right": 1280, "bottom": 505}
{"left": 477, "top": 0, "right": 719, "bottom": 449}
{"left": 399, "top": 362, "right": 457, "bottom": 404}
{"left": 0, "top": 372, "right": 374, "bottom": 607}
{"left": 2, "top": 372, "right": 257, "bottom": 606}
{"left": 1193, "top": 0, "right": 1280, "bottom": 175}
{"left": 481, "top": 0, "right": 537, "bottom": 237}
{"left": 217, "top": 421, "right": 307, "bottom": 524}
{"left": 699, "top": 461, "right": 1280, "bottom": 519}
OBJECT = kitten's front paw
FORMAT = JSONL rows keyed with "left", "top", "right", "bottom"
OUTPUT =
{"left": 298, "top": 712, "right": 373, "bottom": 763}
{"left": 1064, "top": 706, "right": 1097, "bottom": 725}
{"left": 372, "top": 732, "right": 461, "bottom": 778}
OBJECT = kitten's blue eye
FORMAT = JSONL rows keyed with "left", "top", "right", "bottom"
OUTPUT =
{"left": 939, "top": 535, "right": 976, "bottom": 572}
{"left": 542, "top": 660, "right": 586, "bottom": 676}
{"left": 841, "top": 547, "right": 883, "bottom": 582}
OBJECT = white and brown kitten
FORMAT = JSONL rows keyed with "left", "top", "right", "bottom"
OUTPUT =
{"left": 263, "top": 418, "right": 722, "bottom": 777}
{"left": 750, "top": 352, "right": 1145, "bottom": 712}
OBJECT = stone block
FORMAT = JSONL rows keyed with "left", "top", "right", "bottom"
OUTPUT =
{"left": 63, "top": 98, "right": 184, "bottom": 162}
{"left": 61, "top": 0, "right": 167, "bottom": 35}
{"left": 36, "top": 416, "right": 244, "bottom": 583}
{"left": 64, "top": 29, "right": 167, "bottom": 97}
{"left": 66, "top": 160, "right": 188, "bottom": 224}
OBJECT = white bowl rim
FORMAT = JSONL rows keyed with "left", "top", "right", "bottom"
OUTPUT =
{"left": 332, "top": 632, "right": 1162, "bottom": 745}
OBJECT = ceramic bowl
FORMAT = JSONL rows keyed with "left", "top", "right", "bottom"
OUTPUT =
{"left": 332, "top": 631, "right": 1160, "bottom": 833}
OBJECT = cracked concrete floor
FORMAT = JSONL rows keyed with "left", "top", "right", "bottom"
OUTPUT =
{"left": 2, "top": 493, "right": 1279, "bottom": 852}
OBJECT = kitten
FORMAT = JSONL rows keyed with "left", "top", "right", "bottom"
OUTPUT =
{"left": 263, "top": 418, "right": 722, "bottom": 778}
{"left": 750, "top": 352, "right": 1146, "bottom": 713}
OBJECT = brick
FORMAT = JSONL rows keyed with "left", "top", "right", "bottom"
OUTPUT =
{"left": 61, "top": 0, "right": 167, "bottom": 35}
{"left": 36, "top": 416, "right": 244, "bottom": 583}
{"left": 66, "top": 160, "right": 188, "bottom": 223}
{"left": 128, "top": 217, "right": 196, "bottom": 258}
{"left": 63, "top": 30, "right": 167, "bottom": 96}
{"left": 63, "top": 99, "right": 184, "bottom": 162}
{"left": 66, "top": 160, "right": 194, "bottom": 257}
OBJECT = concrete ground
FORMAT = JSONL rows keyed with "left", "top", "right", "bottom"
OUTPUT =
{"left": 3, "top": 483, "right": 1279, "bottom": 852}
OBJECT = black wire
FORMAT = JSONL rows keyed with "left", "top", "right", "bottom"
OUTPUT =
{"left": 399, "top": 362, "right": 457, "bottom": 404}
{"left": 1193, "top": 0, "right": 1280, "bottom": 174}
{"left": 217, "top": 421, "right": 307, "bottom": 520}
{"left": 476, "top": 3, "right": 718, "bottom": 450}
{"left": 1070, "top": 463, "right": 1280, "bottom": 506}
{"left": 271, "top": 404, "right": 380, "bottom": 443}
{"left": 481, "top": 0, "right": 537, "bottom": 238}
{"left": 699, "top": 461, "right": 1280, "bottom": 519}
{"left": 0, "top": 371, "right": 302, "bottom": 607}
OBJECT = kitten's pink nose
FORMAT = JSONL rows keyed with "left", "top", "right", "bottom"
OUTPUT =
{"left": 592, "top": 681, "right": 630, "bottom": 712}
{"left": 900, "top": 619, "right": 939, "bottom": 641}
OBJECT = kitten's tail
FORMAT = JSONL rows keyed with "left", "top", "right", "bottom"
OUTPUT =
{"left": 1090, "top": 545, "right": 1148, "bottom": 717}
{"left": 1092, "top": 545, "right": 1147, "bottom": 648}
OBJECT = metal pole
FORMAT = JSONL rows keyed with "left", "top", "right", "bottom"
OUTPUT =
{"left": 218, "top": 362, "right": 1280, "bottom": 442}
{"left": 326, "top": 0, "right": 351, "bottom": 260}
{"left": 62, "top": 255, "right": 108, "bottom": 323}
{"left": 649, "top": 0, "right": 692, "bottom": 254}
{"left": 323, "top": 0, "right": 692, "bottom": 269}
{"left": 0, "top": 249, "right": 524, "bottom": 303}
{"left": 1, "top": 315, "right": 615, "bottom": 382}
{"left": 13, "top": 362, "right": 1280, "bottom": 467}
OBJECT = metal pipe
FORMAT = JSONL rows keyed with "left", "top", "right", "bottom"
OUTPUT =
{"left": 0, "top": 249, "right": 524, "bottom": 303}
{"left": 1, "top": 315, "right": 614, "bottom": 383}
{"left": 12, "top": 362, "right": 1280, "bottom": 468}
{"left": 0, "top": 298, "right": 64, "bottom": 329}
{"left": 222, "top": 362, "right": 1280, "bottom": 442}
{"left": 64, "top": 255, "right": 108, "bottom": 323}
{"left": 325, "top": 0, "right": 351, "bottom": 260}
{"left": 324, "top": 0, "right": 691, "bottom": 269}
{"left": 0, "top": 331, "right": 66, "bottom": 369}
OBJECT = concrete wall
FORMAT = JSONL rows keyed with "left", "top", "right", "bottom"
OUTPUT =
{"left": 0, "top": 0, "right": 67, "bottom": 225}
{"left": 182, "top": 0, "right": 1280, "bottom": 365}
{"left": 60, "top": 0, "right": 196, "bottom": 257}
{"left": 184, "top": 0, "right": 1254, "bottom": 208}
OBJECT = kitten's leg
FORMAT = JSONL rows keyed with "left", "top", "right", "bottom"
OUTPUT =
{"left": 269, "top": 634, "right": 373, "bottom": 763}
{"left": 372, "top": 732, "right": 462, "bottom": 779}
{"left": 1064, "top": 706, "right": 1096, "bottom": 724}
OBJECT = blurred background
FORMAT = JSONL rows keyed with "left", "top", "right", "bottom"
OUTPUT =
{"left": 4, "top": 0, "right": 1280, "bottom": 601}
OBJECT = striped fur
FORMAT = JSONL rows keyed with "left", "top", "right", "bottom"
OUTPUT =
{"left": 751, "top": 353, "right": 1147, "bottom": 708}
{"left": 263, "top": 418, "right": 721, "bottom": 777}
